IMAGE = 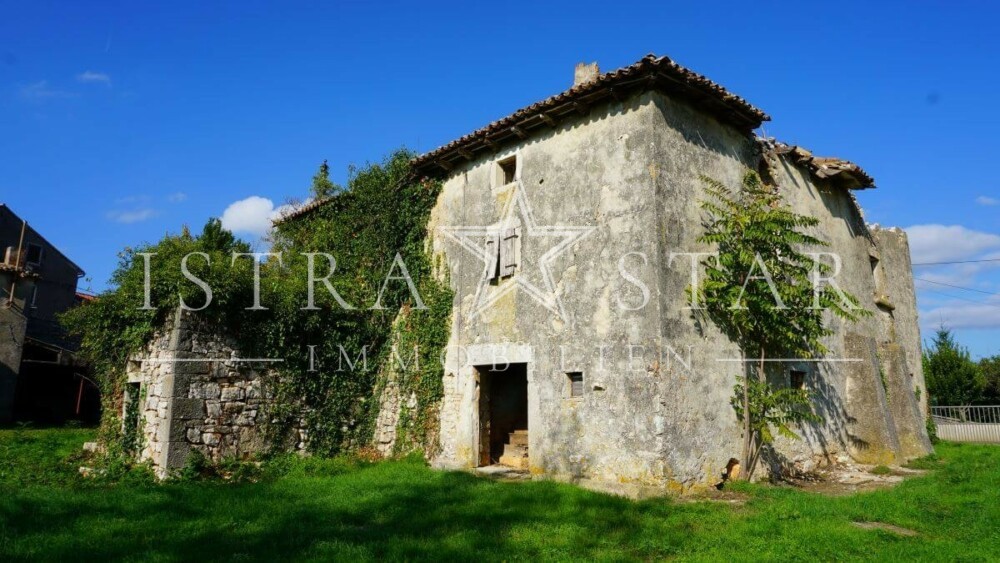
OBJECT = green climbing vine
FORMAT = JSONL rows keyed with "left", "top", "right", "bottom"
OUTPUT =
{"left": 62, "top": 148, "right": 453, "bottom": 461}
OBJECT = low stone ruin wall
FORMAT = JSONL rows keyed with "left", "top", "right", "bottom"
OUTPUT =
{"left": 125, "top": 308, "right": 305, "bottom": 477}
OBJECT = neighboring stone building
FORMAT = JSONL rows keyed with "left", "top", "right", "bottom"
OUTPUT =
{"left": 128, "top": 54, "right": 931, "bottom": 488}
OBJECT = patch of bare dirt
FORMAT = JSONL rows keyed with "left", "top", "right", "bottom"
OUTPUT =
{"left": 778, "top": 463, "right": 926, "bottom": 496}
{"left": 851, "top": 521, "right": 919, "bottom": 536}
{"left": 681, "top": 488, "right": 749, "bottom": 504}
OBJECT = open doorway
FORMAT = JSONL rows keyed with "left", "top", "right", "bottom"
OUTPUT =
{"left": 477, "top": 363, "right": 528, "bottom": 467}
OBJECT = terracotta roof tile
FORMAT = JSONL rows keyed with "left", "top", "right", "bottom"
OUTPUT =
{"left": 765, "top": 140, "right": 876, "bottom": 190}
{"left": 278, "top": 54, "right": 770, "bottom": 224}
{"left": 411, "top": 53, "right": 769, "bottom": 175}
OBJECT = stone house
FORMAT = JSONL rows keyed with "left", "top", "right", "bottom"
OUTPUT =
{"left": 410, "top": 55, "right": 931, "bottom": 490}
{"left": 127, "top": 54, "right": 931, "bottom": 489}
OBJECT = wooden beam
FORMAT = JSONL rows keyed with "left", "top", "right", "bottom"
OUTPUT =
{"left": 572, "top": 101, "right": 589, "bottom": 116}
{"left": 457, "top": 147, "right": 474, "bottom": 161}
{"left": 539, "top": 112, "right": 557, "bottom": 127}
{"left": 510, "top": 125, "right": 528, "bottom": 140}
{"left": 437, "top": 159, "right": 453, "bottom": 171}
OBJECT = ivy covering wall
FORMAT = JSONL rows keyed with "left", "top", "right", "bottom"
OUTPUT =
{"left": 63, "top": 149, "right": 453, "bottom": 461}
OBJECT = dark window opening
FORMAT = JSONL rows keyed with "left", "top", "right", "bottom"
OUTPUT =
{"left": 790, "top": 370, "right": 806, "bottom": 390}
{"left": 499, "top": 156, "right": 516, "bottom": 185}
{"left": 568, "top": 372, "right": 584, "bottom": 398}
{"left": 122, "top": 382, "right": 142, "bottom": 455}
{"left": 25, "top": 243, "right": 43, "bottom": 266}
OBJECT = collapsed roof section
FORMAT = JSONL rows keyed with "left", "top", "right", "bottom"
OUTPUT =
{"left": 763, "top": 140, "right": 876, "bottom": 190}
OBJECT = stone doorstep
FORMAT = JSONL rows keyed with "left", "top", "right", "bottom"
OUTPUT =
{"left": 498, "top": 452, "right": 528, "bottom": 469}
{"left": 508, "top": 431, "right": 528, "bottom": 447}
{"left": 498, "top": 430, "right": 529, "bottom": 469}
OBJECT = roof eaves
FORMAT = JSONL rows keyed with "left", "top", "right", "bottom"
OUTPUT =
{"left": 411, "top": 54, "right": 770, "bottom": 177}
{"left": 272, "top": 197, "right": 333, "bottom": 225}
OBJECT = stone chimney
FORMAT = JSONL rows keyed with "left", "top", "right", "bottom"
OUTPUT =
{"left": 573, "top": 62, "right": 599, "bottom": 87}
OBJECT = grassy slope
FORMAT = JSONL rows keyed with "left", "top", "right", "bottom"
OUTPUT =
{"left": 1, "top": 429, "right": 999, "bottom": 561}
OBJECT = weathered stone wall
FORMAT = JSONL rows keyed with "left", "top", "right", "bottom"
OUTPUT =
{"left": 756, "top": 150, "right": 932, "bottom": 470}
{"left": 428, "top": 86, "right": 931, "bottom": 491}
{"left": 126, "top": 308, "right": 302, "bottom": 477}
{"left": 429, "top": 91, "right": 757, "bottom": 490}
{"left": 872, "top": 226, "right": 928, "bottom": 414}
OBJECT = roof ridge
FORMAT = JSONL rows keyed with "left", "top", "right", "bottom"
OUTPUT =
{"left": 410, "top": 53, "right": 769, "bottom": 175}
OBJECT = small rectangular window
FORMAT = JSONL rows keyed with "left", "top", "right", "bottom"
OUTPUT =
{"left": 568, "top": 372, "right": 584, "bottom": 398}
{"left": 790, "top": 370, "right": 806, "bottom": 390}
{"left": 25, "top": 243, "right": 43, "bottom": 266}
{"left": 498, "top": 156, "right": 517, "bottom": 186}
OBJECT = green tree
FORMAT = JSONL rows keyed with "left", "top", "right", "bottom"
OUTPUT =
{"left": 691, "top": 171, "right": 869, "bottom": 479}
{"left": 923, "top": 327, "right": 985, "bottom": 406}
{"left": 64, "top": 149, "right": 452, "bottom": 464}
{"left": 310, "top": 159, "right": 341, "bottom": 198}
{"left": 199, "top": 217, "right": 251, "bottom": 254}
{"left": 979, "top": 355, "right": 1000, "bottom": 405}
{"left": 61, "top": 218, "right": 256, "bottom": 461}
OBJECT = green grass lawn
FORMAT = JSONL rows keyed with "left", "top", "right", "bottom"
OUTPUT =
{"left": 1, "top": 428, "right": 999, "bottom": 561}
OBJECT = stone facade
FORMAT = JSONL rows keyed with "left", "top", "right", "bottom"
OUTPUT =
{"left": 422, "top": 60, "right": 932, "bottom": 491}
{"left": 126, "top": 308, "right": 303, "bottom": 477}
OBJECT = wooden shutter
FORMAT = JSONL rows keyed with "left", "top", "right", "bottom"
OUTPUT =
{"left": 500, "top": 227, "right": 519, "bottom": 277}
{"left": 485, "top": 234, "right": 500, "bottom": 280}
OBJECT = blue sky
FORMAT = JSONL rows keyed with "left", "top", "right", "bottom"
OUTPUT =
{"left": 1, "top": 1, "right": 998, "bottom": 357}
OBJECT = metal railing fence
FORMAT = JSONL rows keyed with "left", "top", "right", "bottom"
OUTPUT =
{"left": 931, "top": 406, "right": 1000, "bottom": 443}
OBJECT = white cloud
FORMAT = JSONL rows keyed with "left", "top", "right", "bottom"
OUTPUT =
{"left": 19, "top": 80, "right": 73, "bottom": 100}
{"left": 920, "top": 296, "right": 1000, "bottom": 331}
{"left": 167, "top": 192, "right": 188, "bottom": 203}
{"left": 977, "top": 196, "right": 999, "bottom": 206}
{"left": 115, "top": 195, "right": 149, "bottom": 205}
{"left": 107, "top": 208, "right": 155, "bottom": 224}
{"left": 77, "top": 71, "right": 111, "bottom": 85}
{"left": 220, "top": 196, "right": 277, "bottom": 236}
{"left": 905, "top": 224, "right": 1000, "bottom": 265}
{"left": 220, "top": 196, "right": 312, "bottom": 238}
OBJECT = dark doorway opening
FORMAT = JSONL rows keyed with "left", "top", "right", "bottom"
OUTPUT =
{"left": 477, "top": 363, "right": 528, "bottom": 466}
{"left": 12, "top": 340, "right": 100, "bottom": 426}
